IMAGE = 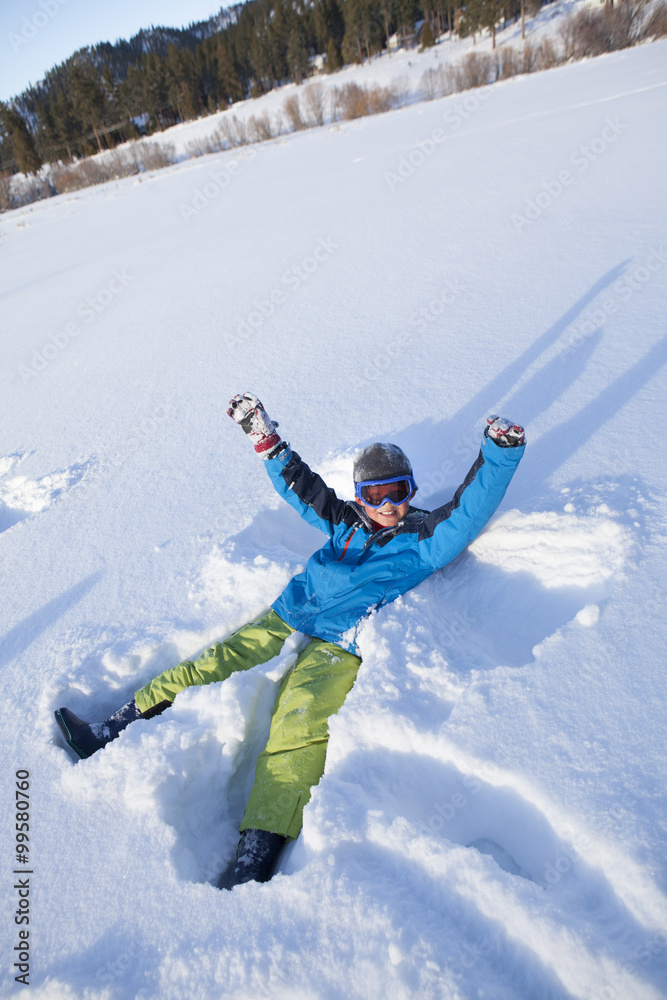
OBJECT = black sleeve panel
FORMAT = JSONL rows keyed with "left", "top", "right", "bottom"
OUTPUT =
{"left": 418, "top": 449, "right": 486, "bottom": 541}
{"left": 281, "top": 450, "right": 358, "bottom": 528}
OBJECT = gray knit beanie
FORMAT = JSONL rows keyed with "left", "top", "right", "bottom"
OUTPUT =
{"left": 353, "top": 443, "right": 413, "bottom": 483}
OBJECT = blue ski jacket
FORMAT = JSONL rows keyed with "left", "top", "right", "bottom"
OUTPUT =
{"left": 265, "top": 432, "right": 524, "bottom": 652}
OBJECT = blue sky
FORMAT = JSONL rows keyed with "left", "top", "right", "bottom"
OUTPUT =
{"left": 1, "top": 0, "right": 227, "bottom": 102}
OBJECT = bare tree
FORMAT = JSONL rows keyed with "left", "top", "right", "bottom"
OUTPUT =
{"left": 0, "top": 169, "right": 13, "bottom": 212}
{"left": 137, "top": 141, "right": 175, "bottom": 171}
{"left": 246, "top": 112, "right": 274, "bottom": 142}
{"left": 218, "top": 115, "right": 248, "bottom": 147}
{"left": 302, "top": 82, "right": 326, "bottom": 126}
{"left": 283, "top": 93, "right": 306, "bottom": 131}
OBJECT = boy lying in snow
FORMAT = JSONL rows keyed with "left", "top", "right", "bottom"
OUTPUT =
{"left": 55, "top": 394, "right": 525, "bottom": 889}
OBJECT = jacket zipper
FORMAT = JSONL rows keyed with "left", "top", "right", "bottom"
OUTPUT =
{"left": 337, "top": 527, "right": 358, "bottom": 561}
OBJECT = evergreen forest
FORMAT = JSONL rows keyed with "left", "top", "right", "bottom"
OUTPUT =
{"left": 0, "top": 0, "right": 529, "bottom": 173}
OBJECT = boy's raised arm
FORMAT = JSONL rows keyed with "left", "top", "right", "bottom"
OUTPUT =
{"left": 228, "top": 391, "right": 349, "bottom": 536}
{"left": 419, "top": 416, "right": 526, "bottom": 570}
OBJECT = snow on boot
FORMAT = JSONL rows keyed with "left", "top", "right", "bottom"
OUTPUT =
{"left": 54, "top": 699, "right": 143, "bottom": 759}
{"left": 216, "top": 829, "right": 286, "bottom": 890}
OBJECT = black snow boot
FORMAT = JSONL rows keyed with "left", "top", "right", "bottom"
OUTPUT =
{"left": 55, "top": 699, "right": 145, "bottom": 759}
{"left": 216, "top": 829, "right": 287, "bottom": 890}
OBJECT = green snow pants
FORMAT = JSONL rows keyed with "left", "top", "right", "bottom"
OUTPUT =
{"left": 134, "top": 609, "right": 361, "bottom": 840}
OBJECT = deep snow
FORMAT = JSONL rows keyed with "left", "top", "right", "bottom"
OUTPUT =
{"left": 1, "top": 32, "right": 667, "bottom": 1000}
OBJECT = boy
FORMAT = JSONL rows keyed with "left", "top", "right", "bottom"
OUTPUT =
{"left": 55, "top": 393, "right": 525, "bottom": 889}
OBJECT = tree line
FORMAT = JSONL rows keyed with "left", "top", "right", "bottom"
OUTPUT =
{"left": 0, "top": 0, "right": 531, "bottom": 174}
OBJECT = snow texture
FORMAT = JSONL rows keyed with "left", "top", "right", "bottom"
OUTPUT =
{"left": 1, "top": 16, "right": 666, "bottom": 1000}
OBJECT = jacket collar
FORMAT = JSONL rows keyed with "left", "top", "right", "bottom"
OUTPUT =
{"left": 348, "top": 501, "right": 413, "bottom": 548}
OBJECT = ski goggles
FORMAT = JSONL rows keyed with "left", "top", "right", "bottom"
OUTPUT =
{"left": 354, "top": 475, "right": 416, "bottom": 509}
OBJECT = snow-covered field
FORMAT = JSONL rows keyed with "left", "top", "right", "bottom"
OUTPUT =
{"left": 1, "top": 32, "right": 667, "bottom": 1000}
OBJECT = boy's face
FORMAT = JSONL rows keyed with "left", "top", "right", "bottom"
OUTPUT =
{"left": 359, "top": 496, "right": 412, "bottom": 527}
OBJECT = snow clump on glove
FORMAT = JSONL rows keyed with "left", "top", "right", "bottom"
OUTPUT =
{"left": 485, "top": 415, "right": 525, "bottom": 447}
{"left": 228, "top": 392, "right": 282, "bottom": 458}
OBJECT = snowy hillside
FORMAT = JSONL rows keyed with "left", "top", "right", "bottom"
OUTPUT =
{"left": 1, "top": 34, "right": 667, "bottom": 1000}
{"left": 106, "top": 0, "right": 609, "bottom": 165}
{"left": 140, "top": 0, "right": 584, "bottom": 162}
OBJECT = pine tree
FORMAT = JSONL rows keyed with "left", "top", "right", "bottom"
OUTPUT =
{"left": 342, "top": 0, "right": 377, "bottom": 63}
{"left": 141, "top": 52, "right": 171, "bottom": 128}
{"left": 48, "top": 86, "right": 82, "bottom": 160}
{"left": 167, "top": 45, "right": 197, "bottom": 120}
{"left": 69, "top": 62, "right": 108, "bottom": 152}
{"left": 397, "top": 0, "right": 417, "bottom": 47}
{"left": 249, "top": 10, "right": 274, "bottom": 93}
{"left": 421, "top": 19, "right": 436, "bottom": 47}
{"left": 0, "top": 104, "right": 42, "bottom": 174}
{"left": 287, "top": 22, "right": 309, "bottom": 84}
{"left": 216, "top": 38, "right": 244, "bottom": 106}
{"left": 326, "top": 36, "right": 342, "bottom": 70}
{"left": 379, "top": 0, "right": 396, "bottom": 55}
{"left": 475, "top": 0, "right": 504, "bottom": 47}
{"left": 314, "top": 0, "right": 346, "bottom": 56}
{"left": 268, "top": 0, "right": 291, "bottom": 84}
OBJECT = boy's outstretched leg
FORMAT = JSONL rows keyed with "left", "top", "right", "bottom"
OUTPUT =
{"left": 239, "top": 638, "right": 361, "bottom": 840}
{"left": 54, "top": 699, "right": 171, "bottom": 759}
{"left": 213, "top": 638, "right": 360, "bottom": 889}
{"left": 56, "top": 609, "right": 295, "bottom": 760}
{"left": 54, "top": 700, "right": 142, "bottom": 759}
{"left": 133, "top": 610, "right": 295, "bottom": 713}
